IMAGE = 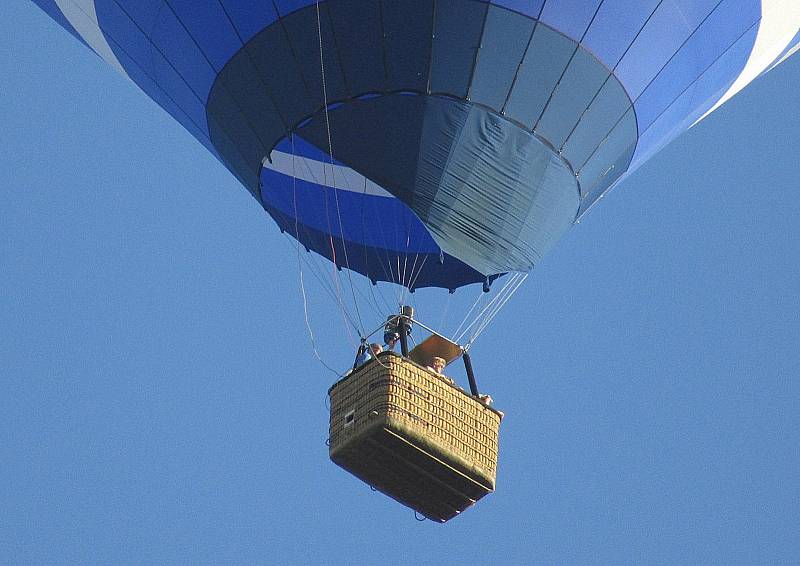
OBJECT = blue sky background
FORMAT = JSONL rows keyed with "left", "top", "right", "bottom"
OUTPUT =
{"left": 2, "top": 2, "right": 799, "bottom": 564}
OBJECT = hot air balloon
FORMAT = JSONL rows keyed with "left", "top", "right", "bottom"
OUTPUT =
{"left": 28, "top": 0, "right": 800, "bottom": 521}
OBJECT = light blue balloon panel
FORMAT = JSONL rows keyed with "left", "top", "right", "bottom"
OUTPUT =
{"left": 30, "top": 0, "right": 800, "bottom": 290}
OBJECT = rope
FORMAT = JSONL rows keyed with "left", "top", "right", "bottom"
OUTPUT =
{"left": 279, "top": 146, "right": 361, "bottom": 328}
{"left": 358, "top": 176, "right": 395, "bottom": 319}
{"left": 294, "top": 134, "right": 357, "bottom": 347}
{"left": 270, "top": 148, "right": 362, "bottom": 336}
{"left": 406, "top": 255, "right": 429, "bottom": 295}
{"left": 315, "top": 1, "right": 366, "bottom": 339}
{"left": 452, "top": 288, "right": 487, "bottom": 340}
{"left": 465, "top": 275, "right": 520, "bottom": 338}
{"left": 467, "top": 273, "right": 528, "bottom": 345}
{"left": 290, "top": 133, "right": 348, "bottom": 376}
{"left": 438, "top": 292, "right": 453, "bottom": 333}
{"left": 400, "top": 232, "right": 412, "bottom": 298}
{"left": 470, "top": 274, "right": 523, "bottom": 341}
{"left": 297, "top": 256, "right": 346, "bottom": 377}
{"left": 401, "top": 211, "right": 426, "bottom": 299}
{"left": 285, "top": 234, "right": 361, "bottom": 334}
{"left": 288, "top": 141, "right": 395, "bottom": 338}
{"left": 466, "top": 274, "right": 520, "bottom": 341}
{"left": 455, "top": 273, "right": 522, "bottom": 344}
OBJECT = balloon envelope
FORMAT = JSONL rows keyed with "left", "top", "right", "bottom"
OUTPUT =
{"left": 30, "top": 0, "right": 800, "bottom": 290}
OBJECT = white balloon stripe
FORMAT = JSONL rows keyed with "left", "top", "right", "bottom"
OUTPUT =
{"left": 263, "top": 151, "right": 394, "bottom": 198}
{"left": 54, "top": 0, "right": 126, "bottom": 76}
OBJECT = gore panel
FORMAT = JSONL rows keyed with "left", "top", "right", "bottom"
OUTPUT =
{"left": 148, "top": 38, "right": 210, "bottom": 132}
{"left": 149, "top": 4, "right": 217, "bottom": 99}
{"left": 94, "top": 1, "right": 213, "bottom": 142}
{"left": 631, "top": 23, "right": 759, "bottom": 172}
{"left": 327, "top": 0, "right": 385, "bottom": 94}
{"left": 491, "top": 0, "right": 545, "bottom": 19}
{"left": 504, "top": 23, "right": 575, "bottom": 127}
{"left": 244, "top": 26, "right": 314, "bottom": 129}
{"left": 430, "top": 0, "right": 487, "bottom": 97}
{"left": 561, "top": 75, "right": 631, "bottom": 167}
{"left": 382, "top": 0, "right": 434, "bottom": 92}
{"left": 217, "top": 0, "right": 280, "bottom": 42}
{"left": 469, "top": 5, "right": 535, "bottom": 111}
{"left": 207, "top": 86, "right": 270, "bottom": 194}
{"left": 535, "top": 47, "right": 609, "bottom": 149}
{"left": 295, "top": 95, "right": 428, "bottom": 209}
{"left": 100, "top": 0, "right": 162, "bottom": 32}
{"left": 616, "top": 0, "right": 735, "bottom": 99}
{"left": 96, "top": 3, "right": 157, "bottom": 74}
{"left": 273, "top": 0, "right": 316, "bottom": 16}
{"left": 577, "top": 137, "right": 635, "bottom": 216}
{"left": 581, "top": 0, "right": 662, "bottom": 69}
{"left": 540, "top": 0, "right": 604, "bottom": 42}
{"left": 577, "top": 107, "right": 636, "bottom": 197}
{"left": 634, "top": 0, "right": 759, "bottom": 132}
{"left": 281, "top": 6, "right": 348, "bottom": 105}
{"left": 214, "top": 55, "right": 286, "bottom": 147}
{"left": 165, "top": 0, "right": 243, "bottom": 71}
{"left": 111, "top": 46, "right": 216, "bottom": 153}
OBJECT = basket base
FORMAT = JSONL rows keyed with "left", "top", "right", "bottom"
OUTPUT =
{"left": 330, "top": 417, "right": 493, "bottom": 522}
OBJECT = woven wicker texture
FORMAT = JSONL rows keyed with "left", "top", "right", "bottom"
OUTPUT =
{"left": 328, "top": 352, "right": 501, "bottom": 521}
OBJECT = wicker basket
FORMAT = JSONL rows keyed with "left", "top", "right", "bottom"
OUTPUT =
{"left": 328, "top": 352, "right": 502, "bottom": 522}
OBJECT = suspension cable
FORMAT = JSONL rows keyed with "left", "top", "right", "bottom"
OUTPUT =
{"left": 289, "top": 135, "right": 350, "bottom": 375}
{"left": 470, "top": 274, "right": 522, "bottom": 337}
{"left": 284, "top": 154, "right": 367, "bottom": 324}
{"left": 455, "top": 273, "right": 523, "bottom": 344}
{"left": 315, "top": 1, "right": 366, "bottom": 338}
{"left": 290, "top": 143, "right": 394, "bottom": 325}
{"left": 467, "top": 273, "right": 528, "bottom": 346}
{"left": 467, "top": 274, "right": 523, "bottom": 341}
{"left": 406, "top": 255, "right": 429, "bottom": 295}
{"left": 438, "top": 291, "right": 453, "bottom": 333}
{"left": 452, "top": 288, "right": 488, "bottom": 340}
{"left": 357, "top": 176, "right": 395, "bottom": 319}
{"left": 285, "top": 234, "right": 362, "bottom": 334}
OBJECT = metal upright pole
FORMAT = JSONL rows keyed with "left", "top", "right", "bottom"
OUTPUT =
{"left": 463, "top": 351, "right": 479, "bottom": 396}
{"left": 398, "top": 316, "right": 409, "bottom": 357}
{"left": 398, "top": 305, "right": 413, "bottom": 357}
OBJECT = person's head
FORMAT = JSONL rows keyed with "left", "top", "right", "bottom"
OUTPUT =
{"left": 384, "top": 332, "right": 399, "bottom": 348}
{"left": 369, "top": 343, "right": 383, "bottom": 355}
{"left": 431, "top": 356, "right": 446, "bottom": 373}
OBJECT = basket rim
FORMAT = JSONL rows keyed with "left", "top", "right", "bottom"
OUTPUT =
{"left": 328, "top": 351, "right": 504, "bottom": 418}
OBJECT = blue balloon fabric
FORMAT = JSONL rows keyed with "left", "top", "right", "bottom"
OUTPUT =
{"left": 30, "top": 0, "right": 800, "bottom": 290}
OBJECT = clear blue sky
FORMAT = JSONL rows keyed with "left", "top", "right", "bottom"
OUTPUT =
{"left": 2, "top": 2, "right": 799, "bottom": 564}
